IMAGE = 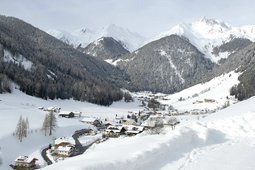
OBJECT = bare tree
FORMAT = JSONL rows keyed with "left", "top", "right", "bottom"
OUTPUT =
{"left": 15, "top": 115, "right": 27, "bottom": 142}
{"left": 42, "top": 114, "right": 49, "bottom": 136}
{"left": 25, "top": 117, "right": 29, "bottom": 131}
{"left": 42, "top": 111, "right": 57, "bottom": 136}
{"left": 48, "top": 111, "right": 57, "bottom": 135}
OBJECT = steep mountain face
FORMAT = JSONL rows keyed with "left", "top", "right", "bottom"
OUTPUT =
{"left": 154, "top": 18, "right": 255, "bottom": 63}
{"left": 216, "top": 42, "right": 255, "bottom": 100}
{"left": 212, "top": 38, "right": 252, "bottom": 58}
{"left": 0, "top": 15, "right": 130, "bottom": 105}
{"left": 118, "top": 35, "right": 215, "bottom": 93}
{"left": 82, "top": 37, "right": 130, "bottom": 61}
{"left": 47, "top": 24, "right": 146, "bottom": 52}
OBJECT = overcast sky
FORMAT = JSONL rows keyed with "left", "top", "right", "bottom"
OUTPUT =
{"left": 0, "top": 0, "right": 255, "bottom": 37}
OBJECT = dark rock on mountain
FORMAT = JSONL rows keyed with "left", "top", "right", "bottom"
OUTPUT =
{"left": 82, "top": 37, "right": 130, "bottom": 60}
{"left": 212, "top": 38, "right": 252, "bottom": 57}
{"left": 0, "top": 15, "right": 130, "bottom": 105}
{"left": 118, "top": 35, "right": 215, "bottom": 93}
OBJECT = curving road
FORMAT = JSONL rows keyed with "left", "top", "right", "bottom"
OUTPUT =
{"left": 41, "top": 129, "right": 99, "bottom": 165}
{"left": 41, "top": 147, "right": 53, "bottom": 165}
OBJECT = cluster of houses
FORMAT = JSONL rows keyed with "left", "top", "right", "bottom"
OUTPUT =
{"left": 83, "top": 111, "right": 181, "bottom": 138}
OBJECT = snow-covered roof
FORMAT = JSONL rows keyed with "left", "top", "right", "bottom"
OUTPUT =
{"left": 54, "top": 137, "right": 75, "bottom": 146}
{"left": 105, "top": 125, "right": 124, "bottom": 133}
{"left": 124, "top": 125, "right": 144, "bottom": 132}
{"left": 15, "top": 156, "right": 37, "bottom": 163}
{"left": 81, "top": 117, "right": 99, "bottom": 123}
{"left": 57, "top": 146, "right": 73, "bottom": 152}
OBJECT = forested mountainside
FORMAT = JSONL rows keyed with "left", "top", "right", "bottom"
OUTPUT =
{"left": 0, "top": 15, "right": 131, "bottom": 105}
{"left": 118, "top": 35, "right": 215, "bottom": 93}
{"left": 221, "top": 42, "right": 255, "bottom": 100}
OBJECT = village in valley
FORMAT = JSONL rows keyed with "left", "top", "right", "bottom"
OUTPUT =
{"left": 10, "top": 95, "right": 181, "bottom": 169}
{"left": 9, "top": 80, "right": 237, "bottom": 170}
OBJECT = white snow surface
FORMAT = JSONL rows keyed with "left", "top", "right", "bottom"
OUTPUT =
{"left": 0, "top": 88, "right": 142, "bottom": 169}
{"left": 41, "top": 71, "right": 255, "bottom": 170}
{"left": 3, "top": 49, "right": 33, "bottom": 71}
{"left": 158, "top": 71, "right": 240, "bottom": 112}
{"left": 47, "top": 24, "right": 146, "bottom": 52}
{"left": 153, "top": 17, "right": 255, "bottom": 63}
{"left": 43, "top": 96, "right": 255, "bottom": 170}
{"left": 1, "top": 71, "right": 255, "bottom": 170}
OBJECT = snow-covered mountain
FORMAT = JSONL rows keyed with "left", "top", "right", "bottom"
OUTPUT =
{"left": 47, "top": 24, "right": 146, "bottom": 52}
{"left": 118, "top": 34, "right": 215, "bottom": 94}
{"left": 82, "top": 37, "right": 130, "bottom": 61}
{"left": 154, "top": 17, "right": 255, "bottom": 63}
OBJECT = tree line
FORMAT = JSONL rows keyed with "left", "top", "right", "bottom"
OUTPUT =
{"left": 0, "top": 15, "right": 130, "bottom": 106}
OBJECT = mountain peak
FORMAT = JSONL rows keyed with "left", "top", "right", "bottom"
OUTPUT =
{"left": 197, "top": 17, "right": 231, "bottom": 29}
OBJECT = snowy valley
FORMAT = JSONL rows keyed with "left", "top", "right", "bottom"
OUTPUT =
{"left": 1, "top": 70, "right": 255, "bottom": 170}
{"left": 0, "top": 9, "right": 255, "bottom": 170}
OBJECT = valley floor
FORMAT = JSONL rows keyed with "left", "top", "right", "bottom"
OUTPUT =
{"left": 1, "top": 71, "right": 255, "bottom": 170}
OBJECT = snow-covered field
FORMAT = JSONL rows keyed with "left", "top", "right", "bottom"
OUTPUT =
{"left": 42, "top": 96, "right": 255, "bottom": 170}
{"left": 1, "top": 71, "right": 255, "bottom": 170}
{"left": 0, "top": 88, "right": 142, "bottom": 169}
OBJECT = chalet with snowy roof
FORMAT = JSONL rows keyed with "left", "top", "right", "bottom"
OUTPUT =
{"left": 81, "top": 117, "right": 102, "bottom": 127}
{"left": 104, "top": 125, "right": 126, "bottom": 137}
{"left": 13, "top": 156, "right": 38, "bottom": 170}
{"left": 123, "top": 125, "right": 144, "bottom": 136}
{"left": 55, "top": 146, "right": 74, "bottom": 157}
{"left": 59, "top": 111, "right": 81, "bottom": 118}
{"left": 52, "top": 137, "right": 75, "bottom": 157}
{"left": 43, "top": 107, "right": 61, "bottom": 113}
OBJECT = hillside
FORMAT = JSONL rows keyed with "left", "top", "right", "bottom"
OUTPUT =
{"left": 0, "top": 15, "right": 131, "bottom": 105}
{"left": 118, "top": 35, "right": 215, "bottom": 93}
{"left": 82, "top": 37, "right": 130, "bottom": 61}
{"left": 0, "top": 71, "right": 254, "bottom": 170}
{"left": 42, "top": 85, "right": 255, "bottom": 170}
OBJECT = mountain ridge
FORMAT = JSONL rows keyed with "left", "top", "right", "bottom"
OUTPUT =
{"left": 0, "top": 15, "right": 130, "bottom": 105}
{"left": 47, "top": 24, "right": 146, "bottom": 52}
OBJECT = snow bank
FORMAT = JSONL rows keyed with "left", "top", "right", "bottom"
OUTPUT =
{"left": 43, "top": 95, "right": 255, "bottom": 170}
{"left": 43, "top": 122, "right": 226, "bottom": 170}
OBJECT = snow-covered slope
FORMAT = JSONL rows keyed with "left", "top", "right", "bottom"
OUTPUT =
{"left": 154, "top": 18, "right": 255, "bottom": 63}
{"left": 0, "top": 88, "right": 142, "bottom": 169}
{"left": 43, "top": 95, "right": 255, "bottom": 170}
{"left": 1, "top": 70, "right": 255, "bottom": 170}
{"left": 158, "top": 71, "right": 240, "bottom": 112}
{"left": 47, "top": 24, "right": 146, "bottom": 52}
